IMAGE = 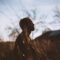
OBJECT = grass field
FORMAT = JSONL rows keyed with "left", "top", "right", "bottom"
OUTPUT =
{"left": 0, "top": 38, "right": 60, "bottom": 60}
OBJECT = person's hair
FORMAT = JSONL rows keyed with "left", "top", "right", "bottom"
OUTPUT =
{"left": 19, "top": 17, "right": 34, "bottom": 31}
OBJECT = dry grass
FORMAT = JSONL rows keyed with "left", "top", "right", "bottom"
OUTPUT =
{"left": 0, "top": 42, "right": 15, "bottom": 60}
{"left": 0, "top": 37, "right": 60, "bottom": 60}
{"left": 31, "top": 36, "right": 60, "bottom": 60}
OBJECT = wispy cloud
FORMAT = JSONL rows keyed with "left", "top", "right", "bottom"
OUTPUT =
{"left": 0, "top": 0, "right": 60, "bottom": 41}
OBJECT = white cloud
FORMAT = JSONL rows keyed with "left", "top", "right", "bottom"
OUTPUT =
{"left": 0, "top": 0, "right": 60, "bottom": 41}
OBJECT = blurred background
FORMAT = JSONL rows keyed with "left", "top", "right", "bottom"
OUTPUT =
{"left": 0, "top": 0, "right": 60, "bottom": 41}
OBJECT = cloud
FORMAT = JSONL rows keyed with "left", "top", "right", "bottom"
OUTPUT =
{"left": 0, "top": 0, "right": 60, "bottom": 41}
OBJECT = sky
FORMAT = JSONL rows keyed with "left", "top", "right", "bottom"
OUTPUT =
{"left": 0, "top": 0, "right": 60, "bottom": 41}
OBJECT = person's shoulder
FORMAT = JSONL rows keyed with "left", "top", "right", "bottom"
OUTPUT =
{"left": 16, "top": 34, "right": 22, "bottom": 40}
{"left": 17, "top": 34, "right": 21, "bottom": 37}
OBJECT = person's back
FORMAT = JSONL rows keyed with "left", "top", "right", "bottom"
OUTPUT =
{"left": 16, "top": 33, "right": 30, "bottom": 55}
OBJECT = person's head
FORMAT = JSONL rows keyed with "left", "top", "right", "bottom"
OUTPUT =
{"left": 19, "top": 17, "right": 34, "bottom": 34}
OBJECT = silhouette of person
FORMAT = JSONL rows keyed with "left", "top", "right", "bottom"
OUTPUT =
{"left": 16, "top": 17, "right": 35, "bottom": 60}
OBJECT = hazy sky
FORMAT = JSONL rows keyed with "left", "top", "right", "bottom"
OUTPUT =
{"left": 0, "top": 0, "right": 60, "bottom": 41}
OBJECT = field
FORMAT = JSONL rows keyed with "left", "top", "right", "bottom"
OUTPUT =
{"left": 0, "top": 42, "right": 15, "bottom": 60}
{"left": 0, "top": 38, "right": 60, "bottom": 60}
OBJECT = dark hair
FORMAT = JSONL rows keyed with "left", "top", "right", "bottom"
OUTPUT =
{"left": 19, "top": 17, "right": 34, "bottom": 31}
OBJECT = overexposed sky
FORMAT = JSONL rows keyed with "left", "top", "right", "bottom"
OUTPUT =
{"left": 0, "top": 0, "right": 60, "bottom": 41}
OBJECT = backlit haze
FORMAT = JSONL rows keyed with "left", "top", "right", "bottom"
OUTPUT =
{"left": 0, "top": 0, "right": 60, "bottom": 41}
